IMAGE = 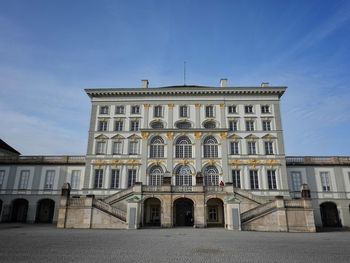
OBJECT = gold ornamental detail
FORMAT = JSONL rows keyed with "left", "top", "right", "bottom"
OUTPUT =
{"left": 141, "top": 132, "right": 149, "bottom": 140}
{"left": 143, "top": 104, "right": 150, "bottom": 108}
{"left": 194, "top": 132, "right": 202, "bottom": 140}
{"left": 220, "top": 132, "right": 227, "bottom": 139}
{"left": 229, "top": 159, "right": 241, "bottom": 167}
{"left": 166, "top": 132, "right": 174, "bottom": 140}
{"left": 168, "top": 103, "right": 174, "bottom": 108}
{"left": 219, "top": 103, "right": 225, "bottom": 109}
{"left": 248, "top": 159, "right": 260, "bottom": 168}
{"left": 265, "top": 159, "right": 280, "bottom": 167}
{"left": 195, "top": 103, "right": 201, "bottom": 108}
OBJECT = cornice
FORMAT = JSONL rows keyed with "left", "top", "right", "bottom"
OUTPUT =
{"left": 85, "top": 86, "right": 287, "bottom": 99}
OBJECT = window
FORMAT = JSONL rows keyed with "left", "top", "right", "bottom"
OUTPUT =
{"left": 150, "top": 121, "right": 164, "bottom": 129}
{"left": 128, "top": 169, "right": 137, "bottom": 187}
{"left": 96, "top": 141, "right": 106, "bottom": 154}
{"left": 131, "top": 105, "right": 140, "bottom": 114}
{"left": 204, "top": 166, "right": 219, "bottom": 186}
{"left": 175, "top": 136, "right": 192, "bottom": 158}
{"left": 114, "top": 121, "right": 123, "bottom": 131}
{"left": 100, "top": 106, "right": 109, "bottom": 114}
{"left": 176, "top": 121, "right": 192, "bottom": 129}
{"left": 115, "top": 105, "right": 125, "bottom": 114}
{"left": 247, "top": 142, "right": 256, "bottom": 155}
{"left": 44, "top": 170, "right": 55, "bottom": 189}
{"left": 261, "top": 105, "right": 270, "bottom": 114}
{"left": 205, "top": 105, "right": 214, "bottom": 117}
{"left": 291, "top": 172, "right": 302, "bottom": 192}
{"left": 18, "top": 170, "right": 30, "bottom": 189}
{"left": 130, "top": 120, "right": 139, "bottom": 131}
{"left": 110, "top": 169, "right": 120, "bottom": 189}
{"left": 228, "top": 120, "right": 238, "bottom": 131}
{"left": 264, "top": 141, "right": 274, "bottom": 155}
{"left": 320, "top": 172, "right": 331, "bottom": 192}
{"left": 150, "top": 136, "right": 165, "bottom": 158}
{"left": 250, "top": 170, "right": 259, "bottom": 189}
{"left": 246, "top": 121, "right": 254, "bottom": 131}
{"left": 175, "top": 165, "right": 192, "bottom": 186}
{"left": 112, "top": 141, "right": 122, "bottom": 154}
{"left": 71, "top": 170, "right": 81, "bottom": 189}
{"left": 262, "top": 120, "right": 271, "bottom": 131}
{"left": 245, "top": 105, "right": 253, "bottom": 114}
{"left": 203, "top": 121, "right": 216, "bottom": 129}
{"left": 94, "top": 169, "right": 103, "bottom": 188}
{"left": 230, "top": 141, "right": 239, "bottom": 155}
{"left": 203, "top": 136, "right": 218, "bottom": 158}
{"left": 128, "top": 141, "right": 139, "bottom": 155}
{"left": 0, "top": 170, "right": 5, "bottom": 189}
{"left": 267, "top": 170, "right": 277, "bottom": 190}
{"left": 232, "top": 170, "right": 241, "bottom": 188}
{"left": 98, "top": 120, "right": 108, "bottom": 131}
{"left": 228, "top": 105, "right": 237, "bottom": 114}
{"left": 179, "top": 105, "right": 188, "bottom": 117}
{"left": 154, "top": 105, "right": 163, "bottom": 117}
{"left": 149, "top": 166, "right": 163, "bottom": 186}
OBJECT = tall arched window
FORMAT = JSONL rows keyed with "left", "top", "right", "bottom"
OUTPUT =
{"left": 203, "top": 136, "right": 218, "bottom": 158}
{"left": 150, "top": 136, "right": 165, "bottom": 158}
{"left": 175, "top": 136, "right": 192, "bottom": 158}
{"left": 175, "top": 165, "right": 192, "bottom": 186}
{"left": 204, "top": 166, "right": 219, "bottom": 186}
{"left": 149, "top": 166, "right": 163, "bottom": 186}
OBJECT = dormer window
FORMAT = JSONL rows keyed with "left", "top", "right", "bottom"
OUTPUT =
{"left": 100, "top": 106, "right": 109, "bottom": 114}
{"left": 205, "top": 105, "right": 214, "bottom": 118}
{"left": 228, "top": 105, "right": 237, "bottom": 114}
{"left": 245, "top": 105, "right": 253, "bottom": 114}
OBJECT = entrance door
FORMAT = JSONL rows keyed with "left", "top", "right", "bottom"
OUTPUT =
{"left": 36, "top": 199, "right": 55, "bottom": 223}
{"left": 11, "top": 199, "right": 29, "bottom": 222}
{"left": 143, "top": 198, "right": 161, "bottom": 226}
{"left": 174, "top": 198, "right": 194, "bottom": 227}
{"left": 320, "top": 202, "right": 341, "bottom": 227}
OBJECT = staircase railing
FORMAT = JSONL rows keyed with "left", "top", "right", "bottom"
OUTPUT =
{"left": 234, "top": 188, "right": 269, "bottom": 204}
{"left": 241, "top": 201, "right": 277, "bottom": 223}
{"left": 103, "top": 187, "right": 134, "bottom": 204}
{"left": 93, "top": 199, "right": 127, "bottom": 222}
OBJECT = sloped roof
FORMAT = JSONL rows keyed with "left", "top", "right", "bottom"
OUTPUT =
{"left": 0, "top": 139, "right": 21, "bottom": 155}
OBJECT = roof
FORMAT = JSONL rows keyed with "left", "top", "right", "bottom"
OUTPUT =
{"left": 85, "top": 85, "right": 287, "bottom": 98}
{"left": 0, "top": 139, "right": 21, "bottom": 155}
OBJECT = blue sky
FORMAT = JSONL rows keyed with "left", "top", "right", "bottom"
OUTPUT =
{"left": 0, "top": 0, "right": 350, "bottom": 156}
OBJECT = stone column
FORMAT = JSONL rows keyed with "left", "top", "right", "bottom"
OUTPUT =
{"left": 143, "top": 104, "right": 150, "bottom": 128}
{"left": 194, "top": 195, "right": 205, "bottom": 228}
{"left": 194, "top": 132, "right": 202, "bottom": 183}
{"left": 168, "top": 104, "right": 174, "bottom": 128}
{"left": 166, "top": 132, "right": 174, "bottom": 178}
{"left": 161, "top": 193, "right": 172, "bottom": 228}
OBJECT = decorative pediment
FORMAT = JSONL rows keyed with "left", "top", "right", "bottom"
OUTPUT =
{"left": 111, "top": 134, "right": 125, "bottom": 140}
{"left": 228, "top": 134, "right": 242, "bottom": 140}
{"left": 95, "top": 134, "right": 109, "bottom": 140}
{"left": 245, "top": 134, "right": 259, "bottom": 140}
{"left": 262, "top": 134, "right": 276, "bottom": 140}
{"left": 127, "top": 134, "right": 142, "bottom": 140}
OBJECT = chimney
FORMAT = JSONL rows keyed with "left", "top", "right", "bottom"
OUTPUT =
{"left": 261, "top": 82, "right": 269, "bottom": 87}
{"left": 220, "top": 78, "right": 228, "bottom": 87}
{"left": 141, "top": 79, "right": 149, "bottom": 88}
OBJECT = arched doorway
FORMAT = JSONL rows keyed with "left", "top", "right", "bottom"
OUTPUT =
{"left": 143, "top": 197, "right": 161, "bottom": 227}
{"left": 173, "top": 198, "right": 194, "bottom": 227}
{"left": 36, "top": 199, "right": 55, "bottom": 223}
{"left": 320, "top": 202, "right": 341, "bottom": 227}
{"left": 206, "top": 198, "right": 224, "bottom": 227}
{"left": 11, "top": 198, "right": 29, "bottom": 222}
{"left": 0, "top": 199, "right": 3, "bottom": 220}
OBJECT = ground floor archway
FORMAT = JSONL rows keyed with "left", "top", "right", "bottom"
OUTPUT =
{"left": 11, "top": 198, "right": 29, "bottom": 222}
{"left": 36, "top": 199, "right": 55, "bottom": 223}
{"left": 206, "top": 198, "right": 224, "bottom": 227}
{"left": 320, "top": 202, "right": 341, "bottom": 227}
{"left": 143, "top": 197, "right": 161, "bottom": 226}
{"left": 0, "top": 199, "right": 3, "bottom": 220}
{"left": 173, "top": 198, "right": 194, "bottom": 227}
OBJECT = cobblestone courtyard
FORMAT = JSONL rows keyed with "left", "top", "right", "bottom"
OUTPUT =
{"left": 0, "top": 224, "right": 349, "bottom": 263}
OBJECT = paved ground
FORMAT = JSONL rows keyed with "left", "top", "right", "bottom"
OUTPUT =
{"left": 0, "top": 224, "right": 349, "bottom": 263}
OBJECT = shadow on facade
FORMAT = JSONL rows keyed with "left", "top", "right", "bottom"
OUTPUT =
{"left": 320, "top": 202, "right": 342, "bottom": 227}
{"left": 143, "top": 197, "right": 161, "bottom": 227}
{"left": 173, "top": 198, "right": 194, "bottom": 227}
{"left": 206, "top": 198, "right": 224, "bottom": 227}
{"left": 11, "top": 198, "right": 28, "bottom": 222}
{"left": 36, "top": 199, "right": 55, "bottom": 223}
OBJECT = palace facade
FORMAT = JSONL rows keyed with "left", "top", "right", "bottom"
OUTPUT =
{"left": 0, "top": 80, "right": 349, "bottom": 231}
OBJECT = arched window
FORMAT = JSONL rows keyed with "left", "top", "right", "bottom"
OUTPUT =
{"left": 149, "top": 166, "right": 163, "bottom": 186}
{"left": 149, "top": 136, "right": 165, "bottom": 158}
{"left": 175, "top": 165, "right": 192, "bottom": 186}
{"left": 175, "top": 136, "right": 192, "bottom": 158}
{"left": 204, "top": 166, "right": 219, "bottom": 186}
{"left": 203, "top": 136, "right": 218, "bottom": 158}
{"left": 176, "top": 121, "right": 192, "bottom": 129}
{"left": 150, "top": 121, "right": 164, "bottom": 129}
{"left": 203, "top": 121, "right": 216, "bottom": 129}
